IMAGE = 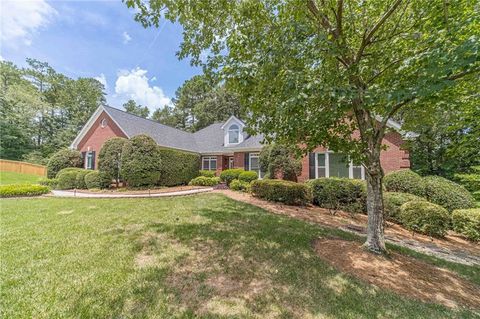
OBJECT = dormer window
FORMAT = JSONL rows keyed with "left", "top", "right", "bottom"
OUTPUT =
{"left": 228, "top": 124, "right": 239, "bottom": 144}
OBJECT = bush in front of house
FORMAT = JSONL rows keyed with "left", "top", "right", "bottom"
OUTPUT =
{"left": 199, "top": 170, "right": 216, "bottom": 177}
{"left": 188, "top": 176, "right": 220, "bottom": 186}
{"left": 230, "top": 179, "right": 251, "bottom": 192}
{"left": 383, "top": 192, "right": 427, "bottom": 223}
{"left": 451, "top": 208, "right": 480, "bottom": 241}
{"left": 259, "top": 144, "right": 302, "bottom": 181}
{"left": 56, "top": 168, "right": 85, "bottom": 190}
{"left": 98, "top": 137, "right": 128, "bottom": 186}
{"left": 75, "top": 170, "right": 91, "bottom": 189}
{"left": 121, "top": 135, "right": 162, "bottom": 187}
{"left": 384, "top": 169, "right": 425, "bottom": 197}
{"left": 38, "top": 178, "right": 58, "bottom": 188}
{"left": 423, "top": 175, "right": 475, "bottom": 211}
{"left": 220, "top": 168, "right": 244, "bottom": 185}
{"left": 158, "top": 148, "right": 200, "bottom": 186}
{"left": 251, "top": 179, "right": 312, "bottom": 205}
{"left": 84, "top": 171, "right": 111, "bottom": 189}
{"left": 399, "top": 201, "right": 450, "bottom": 237}
{"left": 307, "top": 178, "right": 367, "bottom": 214}
{"left": 238, "top": 171, "right": 258, "bottom": 183}
{"left": 0, "top": 184, "right": 50, "bottom": 198}
{"left": 47, "top": 148, "right": 83, "bottom": 178}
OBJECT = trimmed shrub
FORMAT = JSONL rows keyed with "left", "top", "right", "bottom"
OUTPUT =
{"left": 251, "top": 180, "right": 312, "bottom": 205}
{"left": 0, "top": 184, "right": 50, "bottom": 198}
{"left": 98, "top": 137, "right": 128, "bottom": 185}
{"left": 238, "top": 171, "right": 258, "bottom": 183}
{"left": 220, "top": 169, "right": 244, "bottom": 185}
{"left": 384, "top": 169, "right": 425, "bottom": 197}
{"left": 56, "top": 168, "right": 85, "bottom": 190}
{"left": 121, "top": 135, "right": 162, "bottom": 187}
{"left": 451, "top": 209, "right": 480, "bottom": 241}
{"left": 230, "top": 179, "right": 251, "bottom": 192}
{"left": 84, "top": 171, "right": 111, "bottom": 189}
{"left": 47, "top": 149, "right": 83, "bottom": 178}
{"left": 158, "top": 148, "right": 200, "bottom": 186}
{"left": 188, "top": 176, "right": 220, "bottom": 186}
{"left": 399, "top": 201, "right": 450, "bottom": 237}
{"left": 38, "top": 178, "right": 58, "bottom": 188}
{"left": 259, "top": 144, "right": 302, "bottom": 181}
{"left": 307, "top": 178, "right": 367, "bottom": 214}
{"left": 384, "top": 192, "right": 426, "bottom": 223}
{"left": 423, "top": 175, "right": 475, "bottom": 211}
{"left": 199, "top": 170, "right": 216, "bottom": 177}
{"left": 75, "top": 170, "right": 91, "bottom": 189}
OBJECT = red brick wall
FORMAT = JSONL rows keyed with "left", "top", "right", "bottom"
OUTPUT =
{"left": 77, "top": 111, "right": 127, "bottom": 169}
{"left": 233, "top": 152, "right": 246, "bottom": 169}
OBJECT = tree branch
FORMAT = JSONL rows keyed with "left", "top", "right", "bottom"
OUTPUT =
{"left": 366, "top": 58, "right": 403, "bottom": 84}
{"left": 336, "top": 0, "right": 343, "bottom": 38}
{"left": 444, "top": 67, "right": 480, "bottom": 80}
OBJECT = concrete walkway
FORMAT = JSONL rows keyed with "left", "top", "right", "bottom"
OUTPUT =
{"left": 51, "top": 188, "right": 213, "bottom": 198}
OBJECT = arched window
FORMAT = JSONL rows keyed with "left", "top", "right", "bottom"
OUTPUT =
{"left": 228, "top": 124, "right": 239, "bottom": 144}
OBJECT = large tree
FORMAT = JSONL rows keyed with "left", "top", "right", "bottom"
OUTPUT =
{"left": 123, "top": 99, "right": 150, "bottom": 118}
{"left": 127, "top": 0, "right": 479, "bottom": 253}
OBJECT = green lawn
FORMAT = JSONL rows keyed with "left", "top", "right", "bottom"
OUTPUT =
{"left": 0, "top": 171, "right": 41, "bottom": 185}
{"left": 1, "top": 194, "right": 478, "bottom": 318}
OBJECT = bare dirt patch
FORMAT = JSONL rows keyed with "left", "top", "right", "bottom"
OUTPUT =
{"left": 313, "top": 238, "right": 480, "bottom": 309}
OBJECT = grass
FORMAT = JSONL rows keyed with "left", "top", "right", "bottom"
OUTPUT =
{"left": 0, "top": 171, "right": 41, "bottom": 185}
{"left": 1, "top": 193, "right": 478, "bottom": 318}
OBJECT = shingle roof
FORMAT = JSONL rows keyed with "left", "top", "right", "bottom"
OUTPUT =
{"left": 103, "top": 106, "right": 264, "bottom": 153}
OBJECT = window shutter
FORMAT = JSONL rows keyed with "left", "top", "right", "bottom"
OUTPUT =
{"left": 244, "top": 153, "right": 250, "bottom": 170}
{"left": 91, "top": 151, "right": 96, "bottom": 170}
{"left": 81, "top": 152, "right": 86, "bottom": 168}
{"left": 309, "top": 153, "right": 315, "bottom": 179}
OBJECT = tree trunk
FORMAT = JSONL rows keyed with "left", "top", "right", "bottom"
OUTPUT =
{"left": 364, "top": 158, "right": 386, "bottom": 253}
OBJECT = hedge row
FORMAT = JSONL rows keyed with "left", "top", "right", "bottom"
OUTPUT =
{"left": 56, "top": 167, "right": 110, "bottom": 190}
{"left": 251, "top": 179, "right": 312, "bottom": 205}
{"left": 451, "top": 208, "right": 480, "bottom": 241}
{"left": 0, "top": 184, "right": 50, "bottom": 198}
{"left": 158, "top": 148, "right": 200, "bottom": 186}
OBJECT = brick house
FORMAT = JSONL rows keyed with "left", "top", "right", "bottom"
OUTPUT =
{"left": 71, "top": 105, "right": 412, "bottom": 181}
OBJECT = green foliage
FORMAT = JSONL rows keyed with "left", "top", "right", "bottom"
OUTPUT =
{"left": 307, "top": 178, "right": 367, "bottom": 214}
{"left": 454, "top": 166, "right": 480, "bottom": 198}
{"left": 75, "top": 170, "right": 91, "bottom": 189}
{"left": 0, "top": 184, "right": 50, "bottom": 198}
{"left": 121, "top": 135, "right": 162, "bottom": 187}
{"left": 220, "top": 168, "right": 244, "bottom": 185}
{"left": 384, "top": 192, "right": 427, "bottom": 223}
{"left": 259, "top": 144, "right": 301, "bottom": 181}
{"left": 56, "top": 168, "right": 85, "bottom": 190}
{"left": 47, "top": 149, "right": 83, "bottom": 178}
{"left": 198, "top": 170, "right": 216, "bottom": 177}
{"left": 84, "top": 171, "right": 111, "bottom": 189}
{"left": 384, "top": 170, "right": 425, "bottom": 197}
{"left": 158, "top": 148, "right": 200, "bottom": 186}
{"left": 123, "top": 99, "right": 149, "bottom": 118}
{"left": 98, "top": 137, "right": 128, "bottom": 185}
{"left": 229, "top": 179, "right": 251, "bottom": 192}
{"left": 38, "top": 178, "right": 57, "bottom": 188}
{"left": 451, "top": 209, "right": 480, "bottom": 241}
{"left": 238, "top": 171, "right": 258, "bottom": 183}
{"left": 423, "top": 176, "right": 475, "bottom": 212}
{"left": 399, "top": 201, "right": 450, "bottom": 238}
{"left": 251, "top": 180, "right": 312, "bottom": 206}
{"left": 188, "top": 176, "right": 220, "bottom": 186}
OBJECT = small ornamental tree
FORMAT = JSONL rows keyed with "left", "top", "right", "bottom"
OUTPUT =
{"left": 259, "top": 144, "right": 302, "bottom": 181}
{"left": 121, "top": 135, "right": 162, "bottom": 187}
{"left": 47, "top": 149, "right": 83, "bottom": 178}
{"left": 98, "top": 137, "right": 128, "bottom": 187}
{"left": 127, "top": 0, "right": 479, "bottom": 253}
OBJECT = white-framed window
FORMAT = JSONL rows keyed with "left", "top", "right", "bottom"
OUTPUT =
{"left": 315, "top": 152, "right": 365, "bottom": 179}
{"left": 86, "top": 151, "right": 94, "bottom": 170}
{"left": 249, "top": 152, "right": 262, "bottom": 178}
{"left": 202, "top": 156, "right": 217, "bottom": 171}
{"left": 228, "top": 124, "right": 240, "bottom": 144}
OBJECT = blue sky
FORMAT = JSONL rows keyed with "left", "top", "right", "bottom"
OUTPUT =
{"left": 0, "top": 0, "right": 201, "bottom": 112}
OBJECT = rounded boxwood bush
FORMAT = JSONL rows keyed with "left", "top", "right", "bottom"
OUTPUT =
{"left": 423, "top": 175, "right": 475, "bottom": 212}
{"left": 238, "top": 171, "right": 258, "bottom": 183}
{"left": 98, "top": 137, "right": 128, "bottom": 185}
{"left": 188, "top": 176, "right": 220, "bottom": 186}
{"left": 230, "top": 179, "right": 251, "bottom": 192}
{"left": 383, "top": 192, "right": 426, "bottom": 223}
{"left": 199, "top": 170, "right": 216, "bottom": 177}
{"left": 451, "top": 209, "right": 480, "bottom": 241}
{"left": 38, "top": 178, "right": 58, "bottom": 188}
{"left": 75, "top": 170, "right": 91, "bottom": 189}
{"left": 220, "top": 168, "right": 244, "bottom": 185}
{"left": 0, "top": 184, "right": 50, "bottom": 198}
{"left": 399, "top": 201, "right": 450, "bottom": 237}
{"left": 251, "top": 180, "right": 312, "bottom": 205}
{"left": 307, "top": 178, "right": 367, "bottom": 214}
{"left": 121, "top": 135, "right": 162, "bottom": 187}
{"left": 56, "top": 168, "right": 85, "bottom": 190}
{"left": 384, "top": 169, "right": 425, "bottom": 197}
{"left": 47, "top": 149, "right": 83, "bottom": 178}
{"left": 84, "top": 171, "right": 111, "bottom": 189}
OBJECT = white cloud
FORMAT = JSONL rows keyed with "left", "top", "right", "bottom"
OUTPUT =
{"left": 122, "top": 31, "right": 132, "bottom": 44}
{"left": 0, "top": 0, "right": 57, "bottom": 46}
{"left": 115, "top": 68, "right": 170, "bottom": 111}
{"left": 94, "top": 73, "right": 108, "bottom": 90}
